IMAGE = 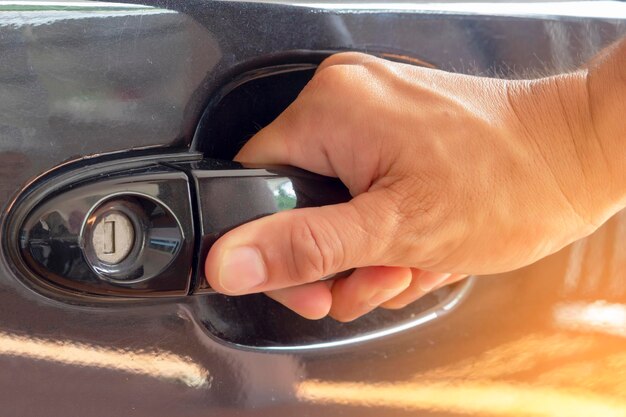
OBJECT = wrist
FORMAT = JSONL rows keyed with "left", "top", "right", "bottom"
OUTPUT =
{"left": 586, "top": 40, "right": 626, "bottom": 206}
{"left": 505, "top": 71, "right": 623, "bottom": 230}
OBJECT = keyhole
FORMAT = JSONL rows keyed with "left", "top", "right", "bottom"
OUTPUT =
{"left": 91, "top": 211, "right": 135, "bottom": 265}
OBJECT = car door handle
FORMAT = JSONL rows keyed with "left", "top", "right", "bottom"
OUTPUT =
{"left": 169, "top": 158, "right": 352, "bottom": 294}
{"left": 14, "top": 155, "right": 351, "bottom": 297}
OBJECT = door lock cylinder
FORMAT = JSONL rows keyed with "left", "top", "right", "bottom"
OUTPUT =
{"left": 91, "top": 211, "right": 135, "bottom": 265}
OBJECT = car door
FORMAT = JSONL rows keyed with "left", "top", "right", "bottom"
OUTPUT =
{"left": 1, "top": 1, "right": 626, "bottom": 416}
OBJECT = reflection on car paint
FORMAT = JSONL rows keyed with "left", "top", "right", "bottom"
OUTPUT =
{"left": 554, "top": 301, "right": 626, "bottom": 338}
{"left": 0, "top": 330, "right": 210, "bottom": 388}
{"left": 296, "top": 375, "right": 626, "bottom": 416}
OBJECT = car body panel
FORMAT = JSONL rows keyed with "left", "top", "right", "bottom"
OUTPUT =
{"left": 1, "top": 1, "right": 625, "bottom": 415}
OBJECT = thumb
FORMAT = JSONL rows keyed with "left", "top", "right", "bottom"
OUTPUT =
{"left": 205, "top": 189, "right": 399, "bottom": 295}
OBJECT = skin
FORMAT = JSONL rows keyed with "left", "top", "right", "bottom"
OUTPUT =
{"left": 205, "top": 38, "right": 626, "bottom": 322}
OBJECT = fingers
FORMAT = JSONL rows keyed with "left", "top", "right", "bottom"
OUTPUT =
{"left": 437, "top": 273, "right": 469, "bottom": 287}
{"left": 328, "top": 266, "right": 412, "bottom": 322}
{"left": 205, "top": 189, "right": 400, "bottom": 295}
{"left": 381, "top": 272, "right": 469, "bottom": 310}
{"left": 416, "top": 271, "right": 453, "bottom": 293}
{"left": 379, "top": 269, "right": 431, "bottom": 310}
{"left": 265, "top": 269, "right": 467, "bottom": 320}
{"left": 265, "top": 269, "right": 467, "bottom": 321}
{"left": 265, "top": 281, "right": 333, "bottom": 320}
{"left": 234, "top": 66, "right": 342, "bottom": 176}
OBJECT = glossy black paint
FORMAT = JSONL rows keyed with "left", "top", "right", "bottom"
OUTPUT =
{"left": 0, "top": 2, "right": 625, "bottom": 416}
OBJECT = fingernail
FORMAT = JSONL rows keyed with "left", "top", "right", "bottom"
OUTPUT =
{"left": 418, "top": 273, "right": 451, "bottom": 292}
{"left": 218, "top": 246, "right": 267, "bottom": 293}
{"left": 368, "top": 288, "right": 405, "bottom": 307}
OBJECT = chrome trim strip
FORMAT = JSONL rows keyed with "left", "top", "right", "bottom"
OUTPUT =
{"left": 0, "top": 1, "right": 153, "bottom": 7}
{"left": 242, "top": 276, "right": 475, "bottom": 352}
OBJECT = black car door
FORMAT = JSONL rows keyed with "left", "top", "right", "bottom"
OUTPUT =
{"left": 1, "top": 1, "right": 625, "bottom": 416}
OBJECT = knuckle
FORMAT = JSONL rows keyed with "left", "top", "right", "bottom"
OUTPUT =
{"left": 309, "top": 64, "right": 362, "bottom": 94}
{"left": 287, "top": 216, "right": 339, "bottom": 284}
{"left": 307, "top": 61, "right": 392, "bottom": 112}
{"left": 320, "top": 51, "right": 374, "bottom": 69}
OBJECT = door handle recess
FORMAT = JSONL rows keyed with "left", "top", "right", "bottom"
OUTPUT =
{"left": 14, "top": 156, "right": 350, "bottom": 298}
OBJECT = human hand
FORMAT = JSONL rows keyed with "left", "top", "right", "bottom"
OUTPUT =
{"left": 204, "top": 52, "right": 622, "bottom": 321}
